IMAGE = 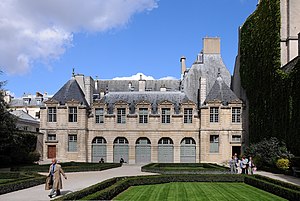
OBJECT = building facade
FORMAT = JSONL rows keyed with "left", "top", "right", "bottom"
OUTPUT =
{"left": 41, "top": 37, "right": 244, "bottom": 164}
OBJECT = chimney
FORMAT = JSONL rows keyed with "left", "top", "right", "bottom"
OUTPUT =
{"left": 95, "top": 76, "right": 98, "bottom": 91}
{"left": 199, "top": 77, "right": 207, "bottom": 106}
{"left": 138, "top": 74, "right": 146, "bottom": 92}
{"left": 100, "top": 89, "right": 105, "bottom": 99}
{"left": 180, "top": 56, "right": 186, "bottom": 75}
{"left": 203, "top": 37, "right": 220, "bottom": 54}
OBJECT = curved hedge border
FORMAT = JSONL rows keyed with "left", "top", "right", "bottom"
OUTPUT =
{"left": 141, "top": 163, "right": 229, "bottom": 174}
{"left": 55, "top": 174, "right": 300, "bottom": 201}
{"left": 55, "top": 174, "right": 244, "bottom": 201}
{"left": 0, "top": 173, "right": 46, "bottom": 195}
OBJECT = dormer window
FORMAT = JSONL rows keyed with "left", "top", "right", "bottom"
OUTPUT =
{"left": 23, "top": 98, "right": 31, "bottom": 105}
{"left": 139, "top": 108, "right": 148, "bottom": 123}
{"left": 161, "top": 108, "right": 171, "bottom": 123}
{"left": 95, "top": 108, "right": 104, "bottom": 124}
{"left": 36, "top": 98, "right": 42, "bottom": 105}
{"left": 184, "top": 108, "right": 193, "bottom": 123}
{"left": 117, "top": 108, "right": 126, "bottom": 124}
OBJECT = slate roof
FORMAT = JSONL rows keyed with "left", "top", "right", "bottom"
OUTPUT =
{"left": 9, "top": 97, "right": 47, "bottom": 107}
{"left": 51, "top": 78, "right": 89, "bottom": 106}
{"left": 10, "top": 110, "right": 39, "bottom": 123}
{"left": 101, "top": 91, "right": 191, "bottom": 114}
{"left": 95, "top": 80, "right": 181, "bottom": 93}
{"left": 182, "top": 54, "right": 231, "bottom": 103}
{"left": 204, "top": 76, "right": 240, "bottom": 105}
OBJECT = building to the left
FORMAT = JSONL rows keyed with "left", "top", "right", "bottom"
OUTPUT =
{"left": 5, "top": 91, "right": 52, "bottom": 159}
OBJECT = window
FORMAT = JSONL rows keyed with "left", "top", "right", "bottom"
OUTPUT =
{"left": 23, "top": 126, "right": 28, "bottom": 131}
{"left": 48, "top": 107, "right": 57, "bottom": 122}
{"left": 161, "top": 108, "right": 171, "bottom": 123}
{"left": 117, "top": 108, "right": 126, "bottom": 124}
{"left": 47, "top": 134, "right": 56, "bottom": 141}
{"left": 95, "top": 108, "right": 104, "bottom": 124}
{"left": 35, "top": 111, "right": 40, "bottom": 119}
{"left": 210, "top": 107, "right": 219, "bottom": 123}
{"left": 139, "top": 108, "right": 148, "bottom": 123}
{"left": 232, "top": 135, "right": 241, "bottom": 142}
{"left": 184, "top": 108, "right": 193, "bottom": 123}
{"left": 68, "top": 135, "right": 77, "bottom": 152}
{"left": 36, "top": 98, "right": 42, "bottom": 105}
{"left": 232, "top": 107, "right": 241, "bottom": 123}
{"left": 210, "top": 135, "right": 219, "bottom": 153}
{"left": 69, "top": 107, "right": 77, "bottom": 122}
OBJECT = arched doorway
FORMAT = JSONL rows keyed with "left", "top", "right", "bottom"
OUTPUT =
{"left": 135, "top": 137, "right": 151, "bottom": 164}
{"left": 180, "top": 137, "right": 196, "bottom": 163}
{"left": 91, "top": 137, "right": 107, "bottom": 163}
{"left": 158, "top": 137, "right": 174, "bottom": 163}
{"left": 113, "top": 137, "right": 129, "bottom": 163}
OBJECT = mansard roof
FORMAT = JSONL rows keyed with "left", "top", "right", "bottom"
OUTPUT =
{"left": 101, "top": 91, "right": 191, "bottom": 114}
{"left": 51, "top": 78, "right": 89, "bottom": 106}
{"left": 94, "top": 79, "right": 181, "bottom": 93}
{"left": 205, "top": 76, "right": 240, "bottom": 105}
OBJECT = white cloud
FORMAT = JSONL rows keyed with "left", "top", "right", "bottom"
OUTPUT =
{"left": 113, "top": 72, "right": 154, "bottom": 80}
{"left": 0, "top": 0, "right": 158, "bottom": 75}
{"left": 113, "top": 72, "right": 178, "bottom": 80}
{"left": 159, "top": 76, "right": 177, "bottom": 80}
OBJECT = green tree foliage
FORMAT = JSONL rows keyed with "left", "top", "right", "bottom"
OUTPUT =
{"left": 239, "top": 0, "right": 300, "bottom": 155}
{"left": 0, "top": 79, "right": 17, "bottom": 165}
{"left": 0, "top": 74, "right": 39, "bottom": 167}
{"left": 244, "top": 137, "right": 293, "bottom": 168}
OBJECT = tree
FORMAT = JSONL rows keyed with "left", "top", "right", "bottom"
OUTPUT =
{"left": 0, "top": 73, "right": 39, "bottom": 166}
{"left": 244, "top": 137, "right": 293, "bottom": 168}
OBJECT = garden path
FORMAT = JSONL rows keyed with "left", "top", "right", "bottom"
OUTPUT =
{"left": 0, "top": 164, "right": 157, "bottom": 201}
{"left": 255, "top": 170, "right": 300, "bottom": 186}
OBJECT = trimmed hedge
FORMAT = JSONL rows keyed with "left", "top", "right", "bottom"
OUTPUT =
{"left": 0, "top": 173, "right": 46, "bottom": 195}
{"left": 11, "top": 162, "right": 121, "bottom": 172}
{"left": 141, "top": 163, "right": 229, "bottom": 174}
{"left": 244, "top": 176, "right": 300, "bottom": 201}
{"left": 55, "top": 173, "right": 300, "bottom": 201}
{"left": 57, "top": 174, "right": 244, "bottom": 201}
{"left": 252, "top": 174, "right": 300, "bottom": 192}
{"left": 54, "top": 177, "right": 122, "bottom": 201}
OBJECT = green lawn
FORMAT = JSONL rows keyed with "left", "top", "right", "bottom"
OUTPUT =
{"left": 113, "top": 182, "right": 286, "bottom": 201}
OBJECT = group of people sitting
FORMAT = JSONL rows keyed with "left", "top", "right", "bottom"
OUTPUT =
{"left": 229, "top": 153, "right": 256, "bottom": 174}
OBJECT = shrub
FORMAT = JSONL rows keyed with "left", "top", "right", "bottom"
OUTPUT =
{"left": 244, "top": 176, "right": 300, "bottom": 201}
{"left": 0, "top": 173, "right": 46, "bottom": 195}
{"left": 244, "top": 137, "right": 293, "bottom": 168}
{"left": 141, "top": 163, "right": 229, "bottom": 174}
{"left": 276, "top": 158, "right": 290, "bottom": 170}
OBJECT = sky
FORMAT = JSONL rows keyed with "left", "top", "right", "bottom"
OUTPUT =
{"left": 0, "top": 0, "right": 257, "bottom": 97}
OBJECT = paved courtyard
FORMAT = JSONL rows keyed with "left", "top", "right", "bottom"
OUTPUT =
{"left": 0, "top": 164, "right": 157, "bottom": 201}
{"left": 0, "top": 165, "right": 299, "bottom": 201}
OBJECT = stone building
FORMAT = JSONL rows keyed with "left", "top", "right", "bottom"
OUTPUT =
{"left": 40, "top": 37, "right": 244, "bottom": 164}
{"left": 6, "top": 92, "right": 51, "bottom": 120}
